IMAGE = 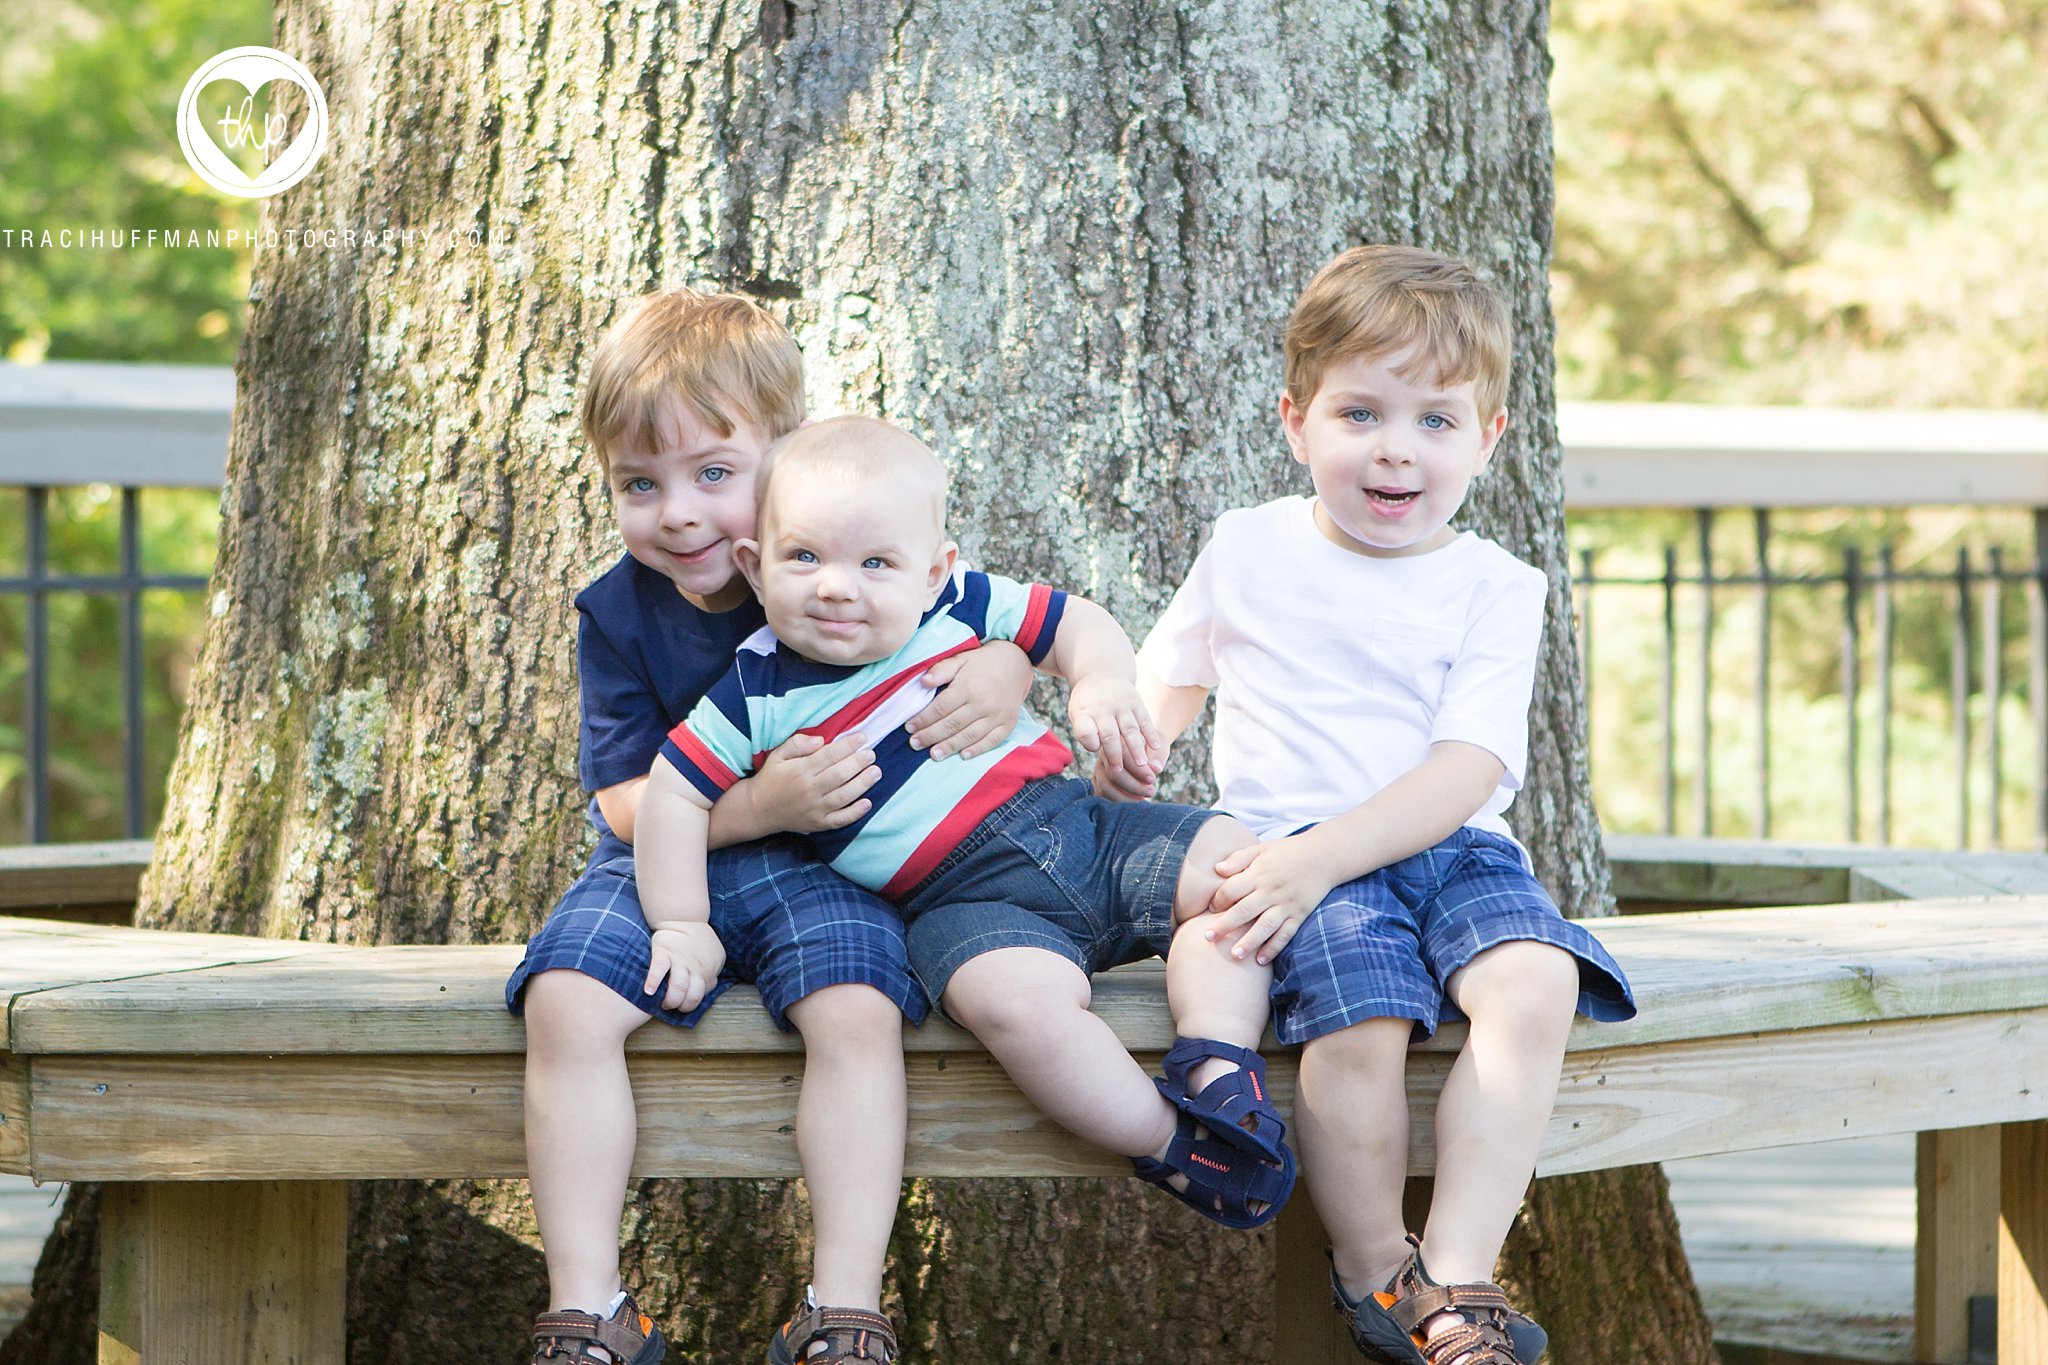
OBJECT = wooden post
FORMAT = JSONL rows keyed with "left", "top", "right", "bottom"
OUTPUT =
{"left": 1275, "top": 1195, "right": 1354, "bottom": 1365}
{"left": 97, "top": 1180, "right": 347, "bottom": 1365}
{"left": 2002, "top": 1120, "right": 2048, "bottom": 1364}
{"left": 1917, "top": 1126, "right": 2000, "bottom": 1363}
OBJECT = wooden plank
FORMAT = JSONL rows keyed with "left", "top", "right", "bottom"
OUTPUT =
{"left": 2002, "top": 1121, "right": 2048, "bottom": 1365}
{"left": 23, "top": 1008, "right": 2048, "bottom": 1183}
{"left": 99, "top": 1184, "right": 144, "bottom": 1365}
{"left": 97, "top": 1181, "right": 345, "bottom": 1365}
{"left": 1605, "top": 835, "right": 2048, "bottom": 907}
{"left": 1915, "top": 1126, "right": 2000, "bottom": 1364}
{"left": 0, "top": 1056, "right": 24, "bottom": 1175}
{"left": 0, "top": 840, "right": 149, "bottom": 910}
{"left": 19, "top": 902, "right": 2048, "bottom": 1059}
{"left": 1538, "top": 1008, "right": 2048, "bottom": 1176}
{"left": 0, "top": 920, "right": 330, "bottom": 1050}
{"left": 1605, "top": 836, "right": 1852, "bottom": 906}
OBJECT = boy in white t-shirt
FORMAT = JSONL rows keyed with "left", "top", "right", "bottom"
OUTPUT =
{"left": 1108, "top": 245, "right": 1635, "bottom": 1365}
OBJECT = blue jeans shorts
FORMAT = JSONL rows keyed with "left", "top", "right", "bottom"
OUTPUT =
{"left": 901, "top": 777, "right": 1221, "bottom": 1011}
{"left": 504, "top": 833, "right": 928, "bottom": 1031}
{"left": 1269, "top": 827, "right": 1636, "bottom": 1045}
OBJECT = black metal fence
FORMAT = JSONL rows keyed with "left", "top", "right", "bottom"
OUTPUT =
{"left": 4, "top": 487, "right": 211, "bottom": 841}
{"left": 1575, "top": 506, "right": 2048, "bottom": 850}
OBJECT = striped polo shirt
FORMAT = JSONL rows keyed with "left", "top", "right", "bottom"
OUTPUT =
{"left": 662, "top": 567, "right": 1073, "bottom": 897}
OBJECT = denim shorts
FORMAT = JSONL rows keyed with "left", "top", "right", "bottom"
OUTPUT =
{"left": 504, "top": 833, "right": 928, "bottom": 1031}
{"left": 1270, "top": 827, "right": 1636, "bottom": 1045}
{"left": 901, "top": 777, "right": 1221, "bottom": 1010}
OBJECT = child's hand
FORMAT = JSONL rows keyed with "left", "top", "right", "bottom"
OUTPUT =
{"left": 644, "top": 923, "right": 726, "bottom": 1012}
{"left": 907, "top": 641, "right": 1032, "bottom": 759}
{"left": 1068, "top": 675, "right": 1164, "bottom": 790}
{"left": 1090, "top": 734, "right": 1165, "bottom": 802}
{"left": 749, "top": 731, "right": 880, "bottom": 833}
{"left": 1204, "top": 834, "right": 1341, "bottom": 965}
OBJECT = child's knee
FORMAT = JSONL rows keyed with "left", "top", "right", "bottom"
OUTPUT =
{"left": 522, "top": 969, "right": 648, "bottom": 1054}
{"left": 1172, "top": 814, "right": 1255, "bottom": 920}
{"left": 788, "top": 982, "right": 904, "bottom": 1052}
{"left": 943, "top": 948, "right": 1090, "bottom": 1040}
{"left": 1450, "top": 941, "right": 1579, "bottom": 1031}
{"left": 1301, "top": 1017, "right": 1413, "bottom": 1080}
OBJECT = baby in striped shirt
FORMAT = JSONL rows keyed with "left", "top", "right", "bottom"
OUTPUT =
{"left": 637, "top": 415, "right": 1298, "bottom": 1240}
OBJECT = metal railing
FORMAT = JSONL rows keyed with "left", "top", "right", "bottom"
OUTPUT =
{"left": 3, "top": 370, "right": 2048, "bottom": 850}
{"left": 0, "top": 361, "right": 228, "bottom": 841}
{"left": 1561, "top": 401, "right": 2048, "bottom": 851}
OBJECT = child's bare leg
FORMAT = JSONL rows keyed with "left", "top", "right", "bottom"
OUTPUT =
{"left": 943, "top": 947, "right": 1177, "bottom": 1157}
{"left": 1296, "top": 1017, "right": 1418, "bottom": 1296}
{"left": 1421, "top": 940, "right": 1580, "bottom": 1283}
{"left": 1165, "top": 815, "right": 1271, "bottom": 1089}
{"left": 523, "top": 968, "right": 651, "bottom": 1313}
{"left": 784, "top": 983, "right": 907, "bottom": 1312}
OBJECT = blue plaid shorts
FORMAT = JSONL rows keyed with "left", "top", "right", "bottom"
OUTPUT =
{"left": 1270, "top": 827, "right": 1636, "bottom": 1045}
{"left": 504, "top": 833, "right": 927, "bottom": 1031}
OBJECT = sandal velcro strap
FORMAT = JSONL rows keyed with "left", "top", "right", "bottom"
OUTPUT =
{"left": 1133, "top": 1103, "right": 1296, "bottom": 1230}
{"left": 1419, "top": 1321, "right": 1509, "bottom": 1364}
{"left": 1387, "top": 1282, "right": 1458, "bottom": 1332}
{"left": 1154, "top": 1037, "right": 1289, "bottom": 1161}
{"left": 534, "top": 1310, "right": 602, "bottom": 1339}
{"left": 532, "top": 1296, "right": 662, "bottom": 1365}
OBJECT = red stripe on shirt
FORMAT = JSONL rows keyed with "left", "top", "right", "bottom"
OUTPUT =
{"left": 666, "top": 725, "right": 741, "bottom": 792}
{"left": 880, "top": 732, "right": 1075, "bottom": 898}
{"left": 1015, "top": 584, "right": 1053, "bottom": 656}
{"left": 801, "top": 639, "right": 981, "bottom": 745}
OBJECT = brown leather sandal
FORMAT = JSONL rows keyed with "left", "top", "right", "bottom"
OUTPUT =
{"left": 530, "top": 1291, "right": 666, "bottom": 1364}
{"left": 1379, "top": 1240, "right": 1543, "bottom": 1365}
{"left": 766, "top": 1288, "right": 898, "bottom": 1365}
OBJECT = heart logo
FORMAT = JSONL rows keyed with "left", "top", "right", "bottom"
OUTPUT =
{"left": 177, "top": 47, "right": 328, "bottom": 199}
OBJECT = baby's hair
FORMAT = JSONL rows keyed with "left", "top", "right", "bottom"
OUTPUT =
{"left": 758, "top": 416, "right": 949, "bottom": 537}
{"left": 1285, "top": 245, "right": 1512, "bottom": 418}
{"left": 581, "top": 290, "right": 804, "bottom": 478}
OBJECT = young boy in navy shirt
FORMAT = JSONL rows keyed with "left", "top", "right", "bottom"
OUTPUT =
{"left": 1114, "top": 246, "right": 1637, "bottom": 1365}
{"left": 507, "top": 292, "right": 1036, "bottom": 1365}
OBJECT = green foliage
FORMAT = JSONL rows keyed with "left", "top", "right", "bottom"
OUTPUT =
{"left": 0, "top": 0, "right": 272, "bottom": 363}
{"left": 1551, "top": 0, "right": 2048, "bottom": 407}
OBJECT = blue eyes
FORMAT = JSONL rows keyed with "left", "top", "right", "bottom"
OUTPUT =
{"left": 623, "top": 476, "right": 655, "bottom": 494}
{"left": 1341, "top": 409, "right": 1451, "bottom": 430}
{"left": 863, "top": 557, "right": 889, "bottom": 571}
{"left": 700, "top": 466, "right": 729, "bottom": 485}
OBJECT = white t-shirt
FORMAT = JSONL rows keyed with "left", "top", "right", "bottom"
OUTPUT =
{"left": 1137, "top": 495, "right": 1547, "bottom": 846}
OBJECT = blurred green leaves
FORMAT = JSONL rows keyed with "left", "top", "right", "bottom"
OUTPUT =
{"left": 1551, "top": 0, "right": 2048, "bottom": 407}
{"left": 0, "top": 0, "right": 272, "bottom": 364}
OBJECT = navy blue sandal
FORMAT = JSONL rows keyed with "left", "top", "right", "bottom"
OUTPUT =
{"left": 1153, "top": 1036, "right": 1289, "bottom": 1161}
{"left": 1133, "top": 1104, "right": 1296, "bottom": 1229}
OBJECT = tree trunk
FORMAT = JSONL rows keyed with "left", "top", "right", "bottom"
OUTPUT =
{"left": 5, "top": 2, "right": 1716, "bottom": 1362}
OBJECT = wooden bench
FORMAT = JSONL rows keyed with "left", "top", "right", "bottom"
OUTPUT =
{"left": 6, "top": 880, "right": 2048, "bottom": 1365}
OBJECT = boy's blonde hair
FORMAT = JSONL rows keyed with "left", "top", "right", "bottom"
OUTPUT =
{"left": 1284, "top": 245, "right": 1512, "bottom": 419}
{"left": 759, "top": 416, "right": 949, "bottom": 536}
{"left": 580, "top": 290, "right": 805, "bottom": 477}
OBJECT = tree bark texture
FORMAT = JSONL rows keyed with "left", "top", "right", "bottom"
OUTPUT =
{"left": 7, "top": 2, "right": 1715, "bottom": 1362}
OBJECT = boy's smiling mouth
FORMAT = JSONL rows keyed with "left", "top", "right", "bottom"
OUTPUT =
{"left": 1365, "top": 487, "right": 1420, "bottom": 505}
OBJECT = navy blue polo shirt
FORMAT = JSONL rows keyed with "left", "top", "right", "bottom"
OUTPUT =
{"left": 576, "top": 553, "right": 766, "bottom": 859}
